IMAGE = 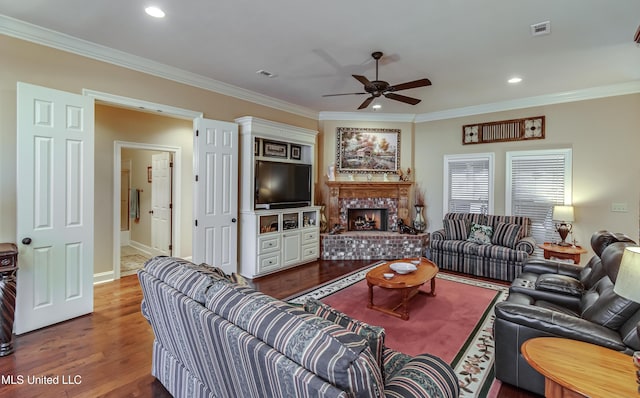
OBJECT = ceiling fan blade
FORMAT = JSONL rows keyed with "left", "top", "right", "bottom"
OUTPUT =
{"left": 388, "top": 78, "right": 432, "bottom": 92}
{"left": 358, "top": 96, "right": 374, "bottom": 110}
{"left": 322, "top": 92, "right": 367, "bottom": 97}
{"left": 384, "top": 93, "right": 421, "bottom": 105}
{"left": 352, "top": 74, "right": 372, "bottom": 86}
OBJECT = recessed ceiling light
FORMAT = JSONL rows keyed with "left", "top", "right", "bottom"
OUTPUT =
{"left": 508, "top": 77, "right": 523, "bottom": 84}
{"left": 372, "top": 104, "right": 382, "bottom": 110}
{"left": 145, "top": 6, "right": 166, "bottom": 18}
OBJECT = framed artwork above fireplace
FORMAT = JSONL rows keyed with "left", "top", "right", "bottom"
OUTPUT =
{"left": 336, "top": 127, "right": 400, "bottom": 174}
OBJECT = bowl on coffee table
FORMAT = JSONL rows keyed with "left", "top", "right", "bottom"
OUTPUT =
{"left": 390, "top": 262, "right": 417, "bottom": 274}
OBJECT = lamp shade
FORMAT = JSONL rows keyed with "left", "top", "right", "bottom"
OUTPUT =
{"left": 552, "top": 205, "right": 574, "bottom": 222}
{"left": 613, "top": 246, "right": 640, "bottom": 303}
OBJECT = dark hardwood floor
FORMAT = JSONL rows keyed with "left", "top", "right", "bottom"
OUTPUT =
{"left": 0, "top": 260, "right": 538, "bottom": 397}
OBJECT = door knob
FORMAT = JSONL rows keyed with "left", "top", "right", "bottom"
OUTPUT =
{"left": 22, "top": 237, "right": 32, "bottom": 245}
{"left": 231, "top": 218, "right": 237, "bottom": 223}
{"left": 149, "top": 210, "right": 154, "bottom": 214}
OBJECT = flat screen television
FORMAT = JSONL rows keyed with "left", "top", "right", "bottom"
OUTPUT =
{"left": 255, "top": 160, "right": 312, "bottom": 209}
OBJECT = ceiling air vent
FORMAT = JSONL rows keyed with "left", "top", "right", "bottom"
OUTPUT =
{"left": 256, "top": 69, "right": 278, "bottom": 78}
{"left": 530, "top": 21, "right": 551, "bottom": 36}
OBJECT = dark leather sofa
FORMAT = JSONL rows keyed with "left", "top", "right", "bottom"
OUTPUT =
{"left": 509, "top": 230, "right": 636, "bottom": 310}
{"left": 493, "top": 238, "right": 640, "bottom": 395}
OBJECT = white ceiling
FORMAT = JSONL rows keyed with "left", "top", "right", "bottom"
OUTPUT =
{"left": 1, "top": 0, "right": 639, "bottom": 117}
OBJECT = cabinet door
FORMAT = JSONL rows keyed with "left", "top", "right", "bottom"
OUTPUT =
{"left": 282, "top": 231, "right": 302, "bottom": 267}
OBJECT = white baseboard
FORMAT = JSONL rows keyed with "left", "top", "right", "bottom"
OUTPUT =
{"left": 94, "top": 270, "right": 114, "bottom": 285}
{"left": 129, "top": 240, "right": 153, "bottom": 256}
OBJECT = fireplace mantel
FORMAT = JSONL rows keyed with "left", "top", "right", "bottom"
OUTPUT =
{"left": 325, "top": 181, "right": 413, "bottom": 228}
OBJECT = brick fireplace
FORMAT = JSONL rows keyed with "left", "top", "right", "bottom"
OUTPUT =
{"left": 321, "top": 181, "right": 429, "bottom": 260}
{"left": 325, "top": 181, "right": 413, "bottom": 230}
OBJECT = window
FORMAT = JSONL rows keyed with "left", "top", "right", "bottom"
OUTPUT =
{"left": 443, "top": 153, "right": 494, "bottom": 216}
{"left": 506, "top": 149, "right": 572, "bottom": 248}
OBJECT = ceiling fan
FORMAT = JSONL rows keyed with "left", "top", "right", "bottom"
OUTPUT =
{"left": 322, "top": 51, "right": 432, "bottom": 110}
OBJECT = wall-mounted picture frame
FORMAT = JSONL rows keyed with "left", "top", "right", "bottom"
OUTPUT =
{"left": 147, "top": 166, "right": 152, "bottom": 183}
{"left": 290, "top": 144, "right": 301, "bottom": 160}
{"left": 336, "top": 127, "right": 400, "bottom": 173}
{"left": 263, "top": 140, "right": 288, "bottom": 158}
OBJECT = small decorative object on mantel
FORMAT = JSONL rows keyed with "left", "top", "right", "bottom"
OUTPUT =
{"left": 397, "top": 167, "right": 412, "bottom": 181}
{"left": 462, "top": 116, "right": 545, "bottom": 145}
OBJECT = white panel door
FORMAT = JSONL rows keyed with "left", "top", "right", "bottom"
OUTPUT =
{"left": 193, "top": 118, "right": 238, "bottom": 274}
{"left": 151, "top": 152, "right": 172, "bottom": 256}
{"left": 15, "top": 82, "right": 94, "bottom": 334}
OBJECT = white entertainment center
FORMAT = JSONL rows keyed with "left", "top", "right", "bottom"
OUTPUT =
{"left": 235, "top": 116, "right": 320, "bottom": 279}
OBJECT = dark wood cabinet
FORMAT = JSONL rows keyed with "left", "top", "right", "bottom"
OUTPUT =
{"left": 0, "top": 243, "right": 18, "bottom": 356}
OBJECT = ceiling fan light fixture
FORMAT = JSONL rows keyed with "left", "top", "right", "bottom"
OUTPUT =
{"left": 145, "top": 6, "right": 166, "bottom": 18}
{"left": 323, "top": 51, "right": 431, "bottom": 110}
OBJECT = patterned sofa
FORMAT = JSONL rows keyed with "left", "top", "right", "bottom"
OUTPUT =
{"left": 430, "top": 213, "right": 535, "bottom": 281}
{"left": 138, "top": 256, "right": 460, "bottom": 398}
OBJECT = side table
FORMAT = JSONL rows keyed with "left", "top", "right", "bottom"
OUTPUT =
{"left": 538, "top": 242, "right": 587, "bottom": 264}
{"left": 521, "top": 337, "right": 637, "bottom": 398}
{"left": 0, "top": 243, "right": 18, "bottom": 356}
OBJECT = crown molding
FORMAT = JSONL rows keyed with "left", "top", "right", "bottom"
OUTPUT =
{"left": 318, "top": 81, "right": 640, "bottom": 123}
{"left": 3, "top": 15, "right": 638, "bottom": 125}
{"left": 0, "top": 15, "right": 319, "bottom": 120}
{"left": 414, "top": 81, "right": 640, "bottom": 123}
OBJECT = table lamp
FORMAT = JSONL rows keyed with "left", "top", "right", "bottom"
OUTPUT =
{"left": 552, "top": 205, "right": 574, "bottom": 246}
{"left": 613, "top": 246, "right": 640, "bottom": 392}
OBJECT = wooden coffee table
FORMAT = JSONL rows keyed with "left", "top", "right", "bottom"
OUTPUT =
{"left": 366, "top": 258, "right": 438, "bottom": 320}
{"left": 521, "top": 337, "right": 637, "bottom": 398}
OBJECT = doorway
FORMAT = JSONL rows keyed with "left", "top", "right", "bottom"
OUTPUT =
{"left": 119, "top": 148, "right": 174, "bottom": 276}
{"left": 113, "top": 141, "right": 182, "bottom": 279}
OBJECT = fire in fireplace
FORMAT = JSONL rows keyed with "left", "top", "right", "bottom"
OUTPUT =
{"left": 347, "top": 208, "right": 388, "bottom": 231}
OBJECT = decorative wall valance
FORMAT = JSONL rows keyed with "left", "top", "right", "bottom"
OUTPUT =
{"left": 462, "top": 116, "right": 545, "bottom": 145}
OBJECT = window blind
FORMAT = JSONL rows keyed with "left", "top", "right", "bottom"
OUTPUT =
{"left": 507, "top": 150, "right": 572, "bottom": 250}
{"left": 445, "top": 154, "right": 493, "bottom": 214}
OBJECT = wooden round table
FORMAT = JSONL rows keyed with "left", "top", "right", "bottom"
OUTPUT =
{"left": 521, "top": 337, "right": 637, "bottom": 398}
{"left": 365, "top": 257, "right": 438, "bottom": 320}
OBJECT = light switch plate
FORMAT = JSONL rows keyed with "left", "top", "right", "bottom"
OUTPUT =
{"left": 611, "top": 202, "right": 628, "bottom": 212}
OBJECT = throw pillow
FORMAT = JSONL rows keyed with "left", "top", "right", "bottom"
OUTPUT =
{"left": 491, "top": 222, "right": 523, "bottom": 249}
{"left": 443, "top": 219, "right": 469, "bottom": 240}
{"left": 304, "top": 298, "right": 385, "bottom": 375}
{"left": 467, "top": 223, "right": 493, "bottom": 244}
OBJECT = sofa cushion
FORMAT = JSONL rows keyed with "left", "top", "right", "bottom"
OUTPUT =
{"left": 581, "top": 279, "right": 640, "bottom": 331}
{"left": 467, "top": 223, "right": 493, "bottom": 244}
{"left": 430, "top": 239, "right": 479, "bottom": 255}
{"left": 535, "top": 274, "right": 584, "bottom": 297}
{"left": 304, "top": 298, "right": 385, "bottom": 376}
{"left": 443, "top": 219, "right": 469, "bottom": 240}
{"left": 492, "top": 222, "right": 522, "bottom": 249}
{"left": 142, "top": 256, "right": 232, "bottom": 304}
{"left": 488, "top": 215, "right": 530, "bottom": 238}
{"left": 205, "top": 281, "right": 384, "bottom": 396}
{"left": 476, "top": 244, "right": 528, "bottom": 262}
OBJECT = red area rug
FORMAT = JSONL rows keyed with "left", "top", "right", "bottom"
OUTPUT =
{"left": 321, "top": 278, "right": 496, "bottom": 361}
{"left": 288, "top": 262, "right": 507, "bottom": 398}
